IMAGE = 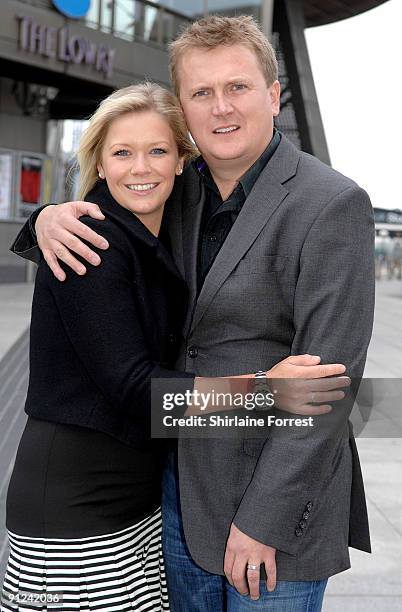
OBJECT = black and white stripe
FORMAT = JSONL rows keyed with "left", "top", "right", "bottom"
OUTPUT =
{"left": 1, "top": 507, "right": 169, "bottom": 611}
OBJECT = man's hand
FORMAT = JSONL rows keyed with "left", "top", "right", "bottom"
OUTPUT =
{"left": 36, "top": 202, "right": 109, "bottom": 281}
{"left": 266, "top": 354, "right": 350, "bottom": 414}
{"left": 224, "top": 523, "right": 276, "bottom": 600}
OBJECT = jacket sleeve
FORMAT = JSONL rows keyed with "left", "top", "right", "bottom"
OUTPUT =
{"left": 233, "top": 185, "right": 375, "bottom": 555}
{"left": 10, "top": 206, "right": 46, "bottom": 264}
{"left": 41, "top": 217, "right": 194, "bottom": 426}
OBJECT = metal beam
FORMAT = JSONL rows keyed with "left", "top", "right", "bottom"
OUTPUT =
{"left": 276, "top": 0, "right": 330, "bottom": 164}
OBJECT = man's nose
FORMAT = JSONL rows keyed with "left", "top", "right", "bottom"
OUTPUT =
{"left": 130, "top": 155, "right": 151, "bottom": 175}
{"left": 212, "top": 92, "right": 233, "bottom": 117}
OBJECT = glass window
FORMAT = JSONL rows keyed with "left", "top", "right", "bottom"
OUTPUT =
{"left": 18, "top": 156, "right": 43, "bottom": 219}
{"left": 0, "top": 153, "right": 13, "bottom": 220}
{"left": 114, "top": 0, "right": 135, "bottom": 39}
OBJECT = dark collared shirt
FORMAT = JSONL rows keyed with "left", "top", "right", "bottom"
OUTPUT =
{"left": 195, "top": 129, "right": 281, "bottom": 291}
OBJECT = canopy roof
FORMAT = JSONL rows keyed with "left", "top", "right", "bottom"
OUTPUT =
{"left": 303, "top": 0, "right": 389, "bottom": 27}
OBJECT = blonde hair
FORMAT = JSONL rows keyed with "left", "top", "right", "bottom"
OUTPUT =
{"left": 77, "top": 82, "right": 197, "bottom": 199}
{"left": 169, "top": 15, "right": 278, "bottom": 97}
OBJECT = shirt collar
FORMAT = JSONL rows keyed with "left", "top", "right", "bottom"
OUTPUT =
{"left": 193, "top": 128, "right": 281, "bottom": 200}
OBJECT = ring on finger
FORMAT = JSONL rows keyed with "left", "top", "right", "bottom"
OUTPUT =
{"left": 247, "top": 564, "right": 259, "bottom": 571}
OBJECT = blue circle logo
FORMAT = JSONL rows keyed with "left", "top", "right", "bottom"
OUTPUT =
{"left": 52, "top": 0, "right": 91, "bottom": 19}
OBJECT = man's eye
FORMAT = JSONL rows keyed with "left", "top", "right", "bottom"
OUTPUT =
{"left": 114, "top": 149, "right": 129, "bottom": 156}
{"left": 151, "top": 148, "right": 167, "bottom": 155}
{"left": 231, "top": 83, "right": 247, "bottom": 91}
{"left": 193, "top": 90, "right": 208, "bottom": 98}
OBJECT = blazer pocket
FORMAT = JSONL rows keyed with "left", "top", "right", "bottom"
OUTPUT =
{"left": 233, "top": 255, "right": 286, "bottom": 276}
{"left": 243, "top": 437, "right": 267, "bottom": 458}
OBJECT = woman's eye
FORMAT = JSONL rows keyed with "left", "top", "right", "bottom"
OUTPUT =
{"left": 113, "top": 149, "right": 129, "bottom": 156}
{"left": 151, "top": 148, "right": 167, "bottom": 155}
{"left": 193, "top": 90, "right": 208, "bottom": 98}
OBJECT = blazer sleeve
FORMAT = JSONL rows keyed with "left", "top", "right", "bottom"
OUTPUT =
{"left": 10, "top": 206, "right": 46, "bottom": 264}
{"left": 233, "top": 185, "right": 375, "bottom": 555}
{"left": 41, "top": 217, "right": 194, "bottom": 425}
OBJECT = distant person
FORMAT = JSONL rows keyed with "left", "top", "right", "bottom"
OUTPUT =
{"left": 9, "top": 15, "right": 374, "bottom": 612}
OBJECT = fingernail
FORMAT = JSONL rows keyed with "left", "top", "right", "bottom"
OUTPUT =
{"left": 91, "top": 255, "right": 101, "bottom": 265}
{"left": 100, "top": 240, "right": 109, "bottom": 249}
{"left": 77, "top": 267, "right": 86, "bottom": 275}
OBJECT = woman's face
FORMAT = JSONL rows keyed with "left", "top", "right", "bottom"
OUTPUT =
{"left": 98, "top": 110, "right": 183, "bottom": 234}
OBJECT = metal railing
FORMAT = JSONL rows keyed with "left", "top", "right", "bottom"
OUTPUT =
{"left": 16, "top": 0, "right": 191, "bottom": 48}
{"left": 84, "top": 0, "right": 191, "bottom": 47}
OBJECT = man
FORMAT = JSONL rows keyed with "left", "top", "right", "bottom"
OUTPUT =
{"left": 12, "top": 15, "right": 375, "bottom": 612}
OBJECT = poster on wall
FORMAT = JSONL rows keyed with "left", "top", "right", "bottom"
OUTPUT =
{"left": 18, "top": 156, "right": 43, "bottom": 219}
{"left": 0, "top": 153, "right": 13, "bottom": 219}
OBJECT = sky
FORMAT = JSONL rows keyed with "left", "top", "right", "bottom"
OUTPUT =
{"left": 305, "top": 0, "right": 402, "bottom": 211}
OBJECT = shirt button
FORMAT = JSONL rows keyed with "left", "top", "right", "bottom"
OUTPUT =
{"left": 209, "top": 235, "right": 217, "bottom": 242}
{"left": 298, "top": 520, "right": 307, "bottom": 529}
{"left": 168, "top": 333, "right": 176, "bottom": 344}
{"left": 295, "top": 528, "right": 303, "bottom": 537}
{"left": 306, "top": 501, "right": 313, "bottom": 512}
{"left": 302, "top": 511, "right": 310, "bottom": 520}
{"left": 187, "top": 346, "right": 198, "bottom": 358}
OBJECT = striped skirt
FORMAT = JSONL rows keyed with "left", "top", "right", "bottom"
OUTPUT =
{"left": 1, "top": 507, "right": 169, "bottom": 612}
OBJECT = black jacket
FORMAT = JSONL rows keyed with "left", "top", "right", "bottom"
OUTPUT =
{"left": 24, "top": 182, "right": 194, "bottom": 448}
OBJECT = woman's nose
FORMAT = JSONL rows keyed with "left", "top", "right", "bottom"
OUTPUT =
{"left": 130, "top": 155, "right": 151, "bottom": 175}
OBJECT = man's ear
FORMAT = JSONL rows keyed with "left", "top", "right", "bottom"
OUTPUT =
{"left": 270, "top": 80, "right": 281, "bottom": 117}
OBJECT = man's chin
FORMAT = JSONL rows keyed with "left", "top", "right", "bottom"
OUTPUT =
{"left": 207, "top": 147, "right": 248, "bottom": 163}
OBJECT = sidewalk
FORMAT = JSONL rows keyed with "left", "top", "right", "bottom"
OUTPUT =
{"left": 324, "top": 279, "right": 402, "bottom": 611}
{"left": 0, "top": 283, "right": 33, "bottom": 362}
{"left": 0, "top": 279, "right": 401, "bottom": 610}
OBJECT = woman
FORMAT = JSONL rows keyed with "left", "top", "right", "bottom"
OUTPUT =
{"left": 1, "top": 83, "right": 346, "bottom": 612}
{"left": 2, "top": 83, "right": 197, "bottom": 612}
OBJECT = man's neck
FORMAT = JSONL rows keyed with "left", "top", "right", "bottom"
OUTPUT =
{"left": 204, "top": 139, "right": 273, "bottom": 201}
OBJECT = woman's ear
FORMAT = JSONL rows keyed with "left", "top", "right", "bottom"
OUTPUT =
{"left": 175, "top": 158, "right": 184, "bottom": 176}
{"left": 97, "top": 165, "right": 105, "bottom": 179}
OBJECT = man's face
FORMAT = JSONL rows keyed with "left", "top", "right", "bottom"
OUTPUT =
{"left": 178, "top": 44, "right": 280, "bottom": 172}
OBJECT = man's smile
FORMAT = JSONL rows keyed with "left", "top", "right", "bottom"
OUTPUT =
{"left": 213, "top": 125, "right": 240, "bottom": 134}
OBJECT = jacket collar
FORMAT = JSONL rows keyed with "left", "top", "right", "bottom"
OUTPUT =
{"left": 86, "top": 181, "right": 160, "bottom": 250}
{"left": 181, "top": 134, "right": 301, "bottom": 334}
{"left": 86, "top": 181, "right": 184, "bottom": 282}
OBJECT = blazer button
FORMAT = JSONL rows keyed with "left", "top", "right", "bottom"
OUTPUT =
{"left": 306, "top": 501, "right": 313, "bottom": 512}
{"left": 302, "top": 511, "right": 310, "bottom": 520}
{"left": 298, "top": 520, "right": 307, "bottom": 530}
{"left": 168, "top": 333, "right": 176, "bottom": 344}
{"left": 187, "top": 346, "right": 198, "bottom": 358}
{"left": 295, "top": 528, "right": 303, "bottom": 537}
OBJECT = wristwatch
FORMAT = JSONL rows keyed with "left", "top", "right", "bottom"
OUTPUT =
{"left": 253, "top": 371, "right": 274, "bottom": 411}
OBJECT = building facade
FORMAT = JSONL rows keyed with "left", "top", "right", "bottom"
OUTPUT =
{"left": 0, "top": 0, "right": 388, "bottom": 281}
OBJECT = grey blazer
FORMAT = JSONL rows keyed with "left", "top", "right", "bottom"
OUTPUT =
{"left": 164, "top": 134, "right": 375, "bottom": 580}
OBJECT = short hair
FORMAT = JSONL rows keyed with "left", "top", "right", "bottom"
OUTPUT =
{"left": 169, "top": 15, "right": 278, "bottom": 97}
{"left": 77, "top": 82, "right": 197, "bottom": 199}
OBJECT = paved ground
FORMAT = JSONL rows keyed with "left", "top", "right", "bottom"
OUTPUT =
{"left": 0, "top": 279, "right": 401, "bottom": 610}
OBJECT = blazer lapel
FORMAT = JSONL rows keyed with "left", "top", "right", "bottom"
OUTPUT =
{"left": 182, "top": 181, "right": 205, "bottom": 336}
{"left": 189, "top": 135, "right": 300, "bottom": 334}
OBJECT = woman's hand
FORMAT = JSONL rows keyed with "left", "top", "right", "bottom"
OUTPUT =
{"left": 266, "top": 354, "right": 350, "bottom": 415}
{"left": 36, "top": 202, "right": 109, "bottom": 281}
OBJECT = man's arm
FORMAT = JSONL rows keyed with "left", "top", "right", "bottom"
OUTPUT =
{"left": 225, "top": 185, "right": 375, "bottom": 594}
{"left": 10, "top": 202, "right": 109, "bottom": 280}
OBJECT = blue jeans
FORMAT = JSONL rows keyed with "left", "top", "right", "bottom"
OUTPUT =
{"left": 161, "top": 453, "right": 328, "bottom": 612}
